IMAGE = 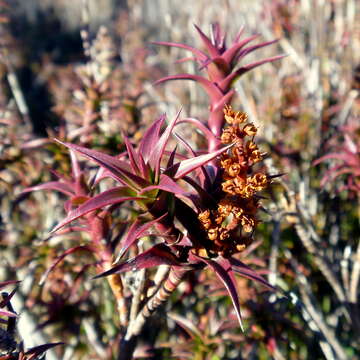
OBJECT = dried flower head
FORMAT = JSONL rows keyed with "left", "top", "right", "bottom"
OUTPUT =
{"left": 197, "top": 105, "right": 270, "bottom": 258}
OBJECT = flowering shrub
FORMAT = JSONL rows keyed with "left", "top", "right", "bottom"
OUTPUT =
{"left": 2, "top": 2, "right": 358, "bottom": 359}
{"left": 20, "top": 24, "right": 280, "bottom": 359}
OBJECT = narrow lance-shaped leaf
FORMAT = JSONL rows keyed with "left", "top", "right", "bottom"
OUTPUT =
{"left": 138, "top": 114, "right": 166, "bottom": 164}
{"left": 148, "top": 109, "right": 181, "bottom": 179}
{"left": 193, "top": 255, "right": 244, "bottom": 331}
{"left": 22, "top": 182, "right": 74, "bottom": 197}
{"left": 222, "top": 34, "right": 260, "bottom": 64}
{"left": 140, "top": 174, "right": 189, "bottom": 198}
{"left": 236, "top": 39, "right": 279, "bottom": 62}
{"left": 0, "top": 288, "right": 18, "bottom": 309}
{"left": 154, "top": 74, "right": 224, "bottom": 105}
{"left": 25, "top": 343, "right": 64, "bottom": 357}
{"left": 94, "top": 243, "right": 181, "bottom": 279}
{"left": 51, "top": 186, "right": 145, "bottom": 233}
{"left": 219, "top": 54, "right": 286, "bottom": 90}
{"left": 169, "top": 143, "right": 233, "bottom": 180}
{"left": 0, "top": 280, "right": 20, "bottom": 291}
{"left": 123, "top": 135, "right": 141, "bottom": 175}
{"left": 173, "top": 132, "right": 210, "bottom": 186}
{"left": 39, "top": 245, "right": 94, "bottom": 285}
{"left": 229, "top": 257, "right": 276, "bottom": 291}
{"left": 152, "top": 41, "right": 208, "bottom": 62}
{"left": 55, "top": 140, "right": 150, "bottom": 190}
{"left": 117, "top": 213, "right": 169, "bottom": 260}
{"left": 0, "top": 309, "right": 18, "bottom": 318}
{"left": 194, "top": 24, "right": 220, "bottom": 58}
{"left": 177, "top": 118, "right": 215, "bottom": 141}
{"left": 167, "top": 312, "right": 204, "bottom": 341}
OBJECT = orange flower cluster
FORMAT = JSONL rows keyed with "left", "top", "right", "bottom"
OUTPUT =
{"left": 197, "top": 105, "right": 269, "bottom": 258}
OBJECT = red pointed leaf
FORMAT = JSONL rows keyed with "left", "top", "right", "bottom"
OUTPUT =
{"left": 140, "top": 174, "right": 188, "bottom": 197}
{"left": 194, "top": 24, "right": 220, "bottom": 58}
{"left": 168, "top": 312, "right": 204, "bottom": 340}
{"left": 148, "top": 109, "right": 181, "bottom": 178}
{"left": 25, "top": 343, "right": 64, "bottom": 357}
{"left": 229, "top": 257, "right": 275, "bottom": 291}
{"left": 166, "top": 146, "right": 177, "bottom": 169}
{"left": 118, "top": 213, "right": 168, "bottom": 259}
{"left": 222, "top": 34, "right": 259, "bottom": 64}
{"left": 123, "top": 135, "right": 140, "bottom": 175}
{"left": 39, "top": 245, "right": 94, "bottom": 285}
{"left": 55, "top": 140, "right": 150, "bottom": 190}
{"left": 94, "top": 243, "right": 181, "bottom": 278}
{"left": 212, "top": 89, "right": 236, "bottom": 112}
{"left": 173, "top": 132, "right": 210, "bottom": 186}
{"left": 0, "top": 288, "right": 17, "bottom": 309}
{"left": 169, "top": 143, "right": 233, "bottom": 180}
{"left": 177, "top": 118, "right": 215, "bottom": 140}
{"left": 152, "top": 41, "right": 208, "bottom": 61}
{"left": 0, "top": 281, "right": 20, "bottom": 290}
{"left": 51, "top": 186, "right": 143, "bottom": 233}
{"left": 22, "top": 182, "right": 74, "bottom": 197}
{"left": 237, "top": 39, "right": 279, "bottom": 61}
{"left": 154, "top": 75, "right": 223, "bottom": 104}
{"left": 0, "top": 309, "right": 17, "bottom": 317}
{"left": 195, "top": 255, "right": 243, "bottom": 330}
{"left": 139, "top": 114, "right": 166, "bottom": 164}
{"left": 219, "top": 54, "right": 286, "bottom": 89}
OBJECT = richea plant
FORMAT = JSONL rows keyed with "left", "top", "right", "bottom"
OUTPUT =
{"left": 18, "top": 24, "right": 282, "bottom": 359}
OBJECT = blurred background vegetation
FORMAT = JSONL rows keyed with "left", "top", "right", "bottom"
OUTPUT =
{"left": 0, "top": 0, "right": 359, "bottom": 359}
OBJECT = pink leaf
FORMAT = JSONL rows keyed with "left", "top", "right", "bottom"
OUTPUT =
{"left": 219, "top": 54, "right": 286, "bottom": 89}
{"left": 22, "top": 181, "right": 74, "bottom": 197}
{"left": 140, "top": 174, "right": 188, "bottom": 197}
{"left": 0, "top": 309, "right": 17, "bottom": 317}
{"left": 236, "top": 39, "right": 279, "bottom": 61}
{"left": 123, "top": 135, "right": 141, "bottom": 175}
{"left": 51, "top": 186, "right": 144, "bottom": 233}
{"left": 148, "top": 109, "right": 181, "bottom": 179}
{"left": 195, "top": 255, "right": 244, "bottom": 331}
{"left": 169, "top": 143, "right": 233, "bottom": 180}
{"left": 152, "top": 41, "right": 208, "bottom": 61}
{"left": 39, "top": 245, "right": 94, "bottom": 285}
{"left": 55, "top": 140, "right": 150, "bottom": 190}
{"left": 222, "top": 34, "right": 260, "bottom": 64}
{"left": 229, "top": 257, "right": 276, "bottom": 291}
{"left": 118, "top": 213, "right": 168, "bottom": 259}
{"left": 154, "top": 74, "right": 224, "bottom": 104}
{"left": 176, "top": 118, "right": 215, "bottom": 141}
{"left": 25, "top": 343, "right": 64, "bottom": 357}
{"left": 194, "top": 24, "right": 220, "bottom": 58}
{"left": 139, "top": 114, "right": 166, "bottom": 164}
{"left": 94, "top": 243, "right": 181, "bottom": 278}
{"left": 0, "top": 288, "right": 17, "bottom": 309}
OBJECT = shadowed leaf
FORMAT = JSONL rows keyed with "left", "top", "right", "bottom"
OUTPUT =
{"left": 148, "top": 109, "right": 181, "bottom": 178}
{"left": 169, "top": 143, "right": 233, "bottom": 180}
{"left": 51, "top": 186, "right": 144, "bottom": 233}
{"left": 155, "top": 74, "right": 223, "bottom": 104}
{"left": 94, "top": 243, "right": 181, "bottom": 278}
{"left": 152, "top": 41, "right": 208, "bottom": 61}
{"left": 22, "top": 182, "right": 74, "bottom": 197}
{"left": 194, "top": 255, "right": 244, "bottom": 331}
{"left": 117, "top": 213, "right": 168, "bottom": 259}
{"left": 39, "top": 245, "right": 94, "bottom": 285}
{"left": 229, "top": 257, "right": 276, "bottom": 291}
{"left": 194, "top": 24, "right": 220, "bottom": 58}
{"left": 139, "top": 114, "right": 166, "bottom": 164}
{"left": 55, "top": 140, "right": 150, "bottom": 190}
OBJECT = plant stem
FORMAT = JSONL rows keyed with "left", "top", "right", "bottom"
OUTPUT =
{"left": 126, "top": 266, "right": 188, "bottom": 339}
